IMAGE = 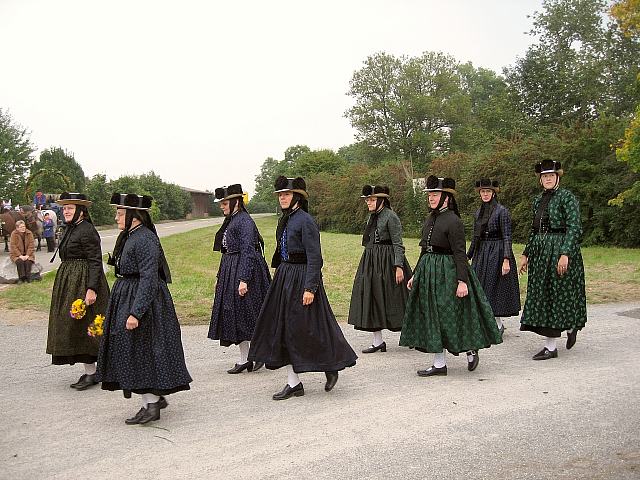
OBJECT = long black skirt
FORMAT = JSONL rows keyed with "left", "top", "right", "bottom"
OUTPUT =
{"left": 248, "top": 263, "right": 357, "bottom": 373}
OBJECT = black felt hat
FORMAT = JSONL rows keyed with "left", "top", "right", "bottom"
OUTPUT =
{"left": 360, "top": 185, "right": 390, "bottom": 198}
{"left": 475, "top": 178, "right": 500, "bottom": 193}
{"left": 109, "top": 193, "right": 153, "bottom": 210}
{"left": 425, "top": 175, "right": 456, "bottom": 194}
{"left": 273, "top": 176, "right": 308, "bottom": 199}
{"left": 214, "top": 184, "right": 244, "bottom": 202}
{"left": 535, "top": 160, "right": 563, "bottom": 176}
{"left": 58, "top": 192, "right": 92, "bottom": 206}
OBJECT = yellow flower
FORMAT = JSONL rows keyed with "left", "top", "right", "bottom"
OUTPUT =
{"left": 87, "top": 314, "right": 105, "bottom": 337}
{"left": 70, "top": 299, "right": 87, "bottom": 320}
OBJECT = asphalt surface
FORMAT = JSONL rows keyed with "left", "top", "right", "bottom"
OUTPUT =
{"left": 0, "top": 302, "right": 639, "bottom": 479}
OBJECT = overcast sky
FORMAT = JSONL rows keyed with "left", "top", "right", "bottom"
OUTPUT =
{"left": 1, "top": 0, "right": 543, "bottom": 195}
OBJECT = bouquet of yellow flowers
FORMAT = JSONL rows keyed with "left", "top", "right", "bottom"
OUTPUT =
{"left": 70, "top": 299, "right": 87, "bottom": 319}
{"left": 87, "top": 314, "right": 105, "bottom": 337}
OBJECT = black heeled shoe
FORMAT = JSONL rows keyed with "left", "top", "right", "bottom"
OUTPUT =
{"left": 532, "top": 347, "right": 558, "bottom": 360}
{"left": 467, "top": 350, "right": 479, "bottom": 371}
{"left": 125, "top": 407, "right": 146, "bottom": 425}
{"left": 566, "top": 329, "right": 578, "bottom": 350}
{"left": 252, "top": 362, "right": 264, "bottom": 372}
{"left": 362, "top": 342, "right": 386, "bottom": 354}
{"left": 138, "top": 402, "right": 161, "bottom": 424}
{"left": 272, "top": 383, "right": 304, "bottom": 400}
{"left": 73, "top": 374, "right": 98, "bottom": 391}
{"left": 70, "top": 374, "right": 87, "bottom": 389}
{"left": 158, "top": 396, "right": 168, "bottom": 409}
{"left": 417, "top": 365, "right": 447, "bottom": 377}
{"left": 227, "top": 361, "right": 252, "bottom": 374}
{"left": 324, "top": 371, "right": 339, "bottom": 392}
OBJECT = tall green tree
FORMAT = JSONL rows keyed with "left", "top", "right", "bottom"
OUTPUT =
{"left": 29, "top": 147, "right": 86, "bottom": 194}
{"left": 294, "top": 149, "right": 347, "bottom": 177}
{"left": 0, "top": 109, "right": 35, "bottom": 204}
{"left": 85, "top": 174, "right": 113, "bottom": 225}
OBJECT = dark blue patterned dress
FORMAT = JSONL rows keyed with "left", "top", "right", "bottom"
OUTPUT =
{"left": 96, "top": 226, "right": 192, "bottom": 397}
{"left": 208, "top": 211, "right": 271, "bottom": 346}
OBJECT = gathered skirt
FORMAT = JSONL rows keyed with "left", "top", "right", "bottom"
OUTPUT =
{"left": 520, "top": 233, "right": 587, "bottom": 337}
{"left": 471, "top": 238, "right": 521, "bottom": 317}
{"left": 96, "top": 277, "right": 192, "bottom": 397}
{"left": 208, "top": 252, "right": 271, "bottom": 346}
{"left": 400, "top": 253, "right": 503, "bottom": 354}
{"left": 348, "top": 244, "right": 412, "bottom": 332}
{"left": 46, "top": 259, "right": 109, "bottom": 365}
{"left": 248, "top": 262, "right": 357, "bottom": 373}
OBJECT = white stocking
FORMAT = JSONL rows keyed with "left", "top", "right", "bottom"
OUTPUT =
{"left": 372, "top": 330, "right": 383, "bottom": 347}
{"left": 544, "top": 337, "right": 557, "bottom": 352}
{"left": 239, "top": 341, "right": 250, "bottom": 364}
{"left": 495, "top": 317, "right": 504, "bottom": 329}
{"left": 433, "top": 350, "right": 446, "bottom": 368}
{"left": 287, "top": 365, "right": 301, "bottom": 387}
{"left": 84, "top": 363, "right": 96, "bottom": 375}
{"left": 141, "top": 393, "right": 160, "bottom": 407}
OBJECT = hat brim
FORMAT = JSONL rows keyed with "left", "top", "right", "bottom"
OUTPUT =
{"left": 476, "top": 186, "right": 500, "bottom": 193}
{"left": 360, "top": 193, "right": 390, "bottom": 198}
{"left": 273, "top": 188, "right": 309, "bottom": 199}
{"left": 214, "top": 194, "right": 244, "bottom": 202}
{"left": 110, "top": 204, "right": 151, "bottom": 210}
{"left": 425, "top": 188, "right": 456, "bottom": 195}
{"left": 58, "top": 199, "right": 92, "bottom": 206}
{"left": 537, "top": 169, "right": 563, "bottom": 177}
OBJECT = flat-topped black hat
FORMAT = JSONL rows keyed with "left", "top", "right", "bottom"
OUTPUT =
{"left": 361, "top": 185, "right": 390, "bottom": 198}
{"left": 110, "top": 193, "right": 153, "bottom": 210}
{"left": 214, "top": 184, "right": 244, "bottom": 202}
{"left": 475, "top": 178, "right": 500, "bottom": 193}
{"left": 58, "top": 192, "right": 92, "bottom": 206}
{"left": 535, "top": 159, "right": 563, "bottom": 177}
{"left": 425, "top": 175, "right": 456, "bottom": 194}
{"left": 273, "top": 176, "right": 309, "bottom": 199}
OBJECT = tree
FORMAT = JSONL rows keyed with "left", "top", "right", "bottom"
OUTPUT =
{"left": 283, "top": 145, "right": 311, "bottom": 169}
{"left": 30, "top": 147, "right": 86, "bottom": 195}
{"left": 0, "top": 109, "right": 35, "bottom": 204}
{"left": 294, "top": 149, "right": 347, "bottom": 177}
{"left": 85, "top": 174, "right": 113, "bottom": 225}
{"left": 611, "top": 0, "right": 640, "bottom": 37}
{"left": 346, "top": 51, "right": 470, "bottom": 179}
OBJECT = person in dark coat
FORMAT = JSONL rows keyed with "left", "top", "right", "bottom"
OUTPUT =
{"left": 97, "top": 193, "right": 192, "bottom": 425}
{"left": 248, "top": 176, "right": 357, "bottom": 400}
{"left": 46, "top": 192, "right": 110, "bottom": 390}
{"left": 208, "top": 183, "right": 271, "bottom": 373}
{"left": 9, "top": 220, "right": 35, "bottom": 283}
{"left": 43, "top": 212, "right": 55, "bottom": 252}
{"left": 519, "top": 160, "right": 587, "bottom": 360}
{"left": 348, "top": 185, "right": 412, "bottom": 352}
{"left": 400, "top": 176, "right": 502, "bottom": 376}
{"left": 467, "top": 179, "right": 521, "bottom": 335}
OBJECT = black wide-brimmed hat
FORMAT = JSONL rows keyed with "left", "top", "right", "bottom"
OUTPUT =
{"left": 361, "top": 185, "right": 390, "bottom": 198}
{"left": 535, "top": 159, "right": 563, "bottom": 177}
{"left": 110, "top": 193, "right": 153, "bottom": 210}
{"left": 58, "top": 192, "right": 92, "bottom": 206}
{"left": 273, "top": 176, "right": 308, "bottom": 199}
{"left": 214, "top": 184, "right": 244, "bottom": 202}
{"left": 425, "top": 175, "right": 456, "bottom": 194}
{"left": 475, "top": 178, "right": 500, "bottom": 193}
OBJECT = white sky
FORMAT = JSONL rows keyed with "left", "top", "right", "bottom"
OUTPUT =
{"left": 0, "top": 0, "right": 542, "bottom": 195}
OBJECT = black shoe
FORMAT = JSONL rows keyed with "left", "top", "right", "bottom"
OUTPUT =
{"left": 272, "top": 383, "right": 304, "bottom": 400}
{"left": 566, "top": 329, "right": 578, "bottom": 350}
{"left": 158, "top": 396, "right": 168, "bottom": 410}
{"left": 362, "top": 342, "right": 386, "bottom": 354}
{"left": 70, "top": 374, "right": 87, "bottom": 389}
{"left": 417, "top": 365, "right": 448, "bottom": 377}
{"left": 324, "top": 371, "right": 339, "bottom": 392}
{"left": 467, "top": 350, "right": 479, "bottom": 371}
{"left": 532, "top": 347, "right": 558, "bottom": 360}
{"left": 73, "top": 374, "right": 98, "bottom": 390}
{"left": 125, "top": 407, "right": 146, "bottom": 425}
{"left": 227, "top": 361, "right": 251, "bottom": 374}
{"left": 138, "top": 402, "right": 161, "bottom": 424}
{"left": 252, "top": 362, "right": 264, "bottom": 372}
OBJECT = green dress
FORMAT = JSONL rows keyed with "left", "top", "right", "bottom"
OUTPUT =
{"left": 520, "top": 188, "right": 587, "bottom": 336}
{"left": 400, "top": 209, "right": 502, "bottom": 354}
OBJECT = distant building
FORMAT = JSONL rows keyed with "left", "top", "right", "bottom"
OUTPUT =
{"left": 181, "top": 187, "right": 213, "bottom": 218}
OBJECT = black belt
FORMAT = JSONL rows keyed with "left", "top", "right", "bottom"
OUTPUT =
{"left": 534, "top": 227, "right": 567, "bottom": 234}
{"left": 115, "top": 273, "right": 140, "bottom": 279}
{"left": 422, "top": 246, "right": 453, "bottom": 255}
{"left": 375, "top": 239, "right": 392, "bottom": 245}
{"left": 283, "top": 252, "right": 307, "bottom": 264}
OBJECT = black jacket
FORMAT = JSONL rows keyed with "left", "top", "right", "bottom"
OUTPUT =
{"left": 58, "top": 220, "right": 104, "bottom": 292}
{"left": 419, "top": 209, "right": 469, "bottom": 283}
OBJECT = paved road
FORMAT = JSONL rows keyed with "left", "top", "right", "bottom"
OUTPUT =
{"left": 0, "top": 302, "right": 638, "bottom": 479}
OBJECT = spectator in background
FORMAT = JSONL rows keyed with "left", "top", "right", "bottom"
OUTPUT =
{"left": 1, "top": 198, "right": 11, "bottom": 212}
{"left": 33, "top": 190, "right": 46, "bottom": 210}
{"left": 9, "top": 220, "right": 35, "bottom": 283}
{"left": 43, "top": 212, "right": 55, "bottom": 252}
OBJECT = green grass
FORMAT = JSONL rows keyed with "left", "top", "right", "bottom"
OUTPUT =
{"left": 2, "top": 215, "right": 639, "bottom": 324}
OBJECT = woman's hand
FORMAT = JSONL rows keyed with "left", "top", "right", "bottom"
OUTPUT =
{"left": 126, "top": 315, "right": 139, "bottom": 330}
{"left": 557, "top": 254, "right": 569, "bottom": 276}
{"left": 395, "top": 267, "right": 404, "bottom": 284}
{"left": 85, "top": 288, "right": 97, "bottom": 306}
{"left": 238, "top": 281, "right": 248, "bottom": 297}
{"left": 19, "top": 254, "right": 29, "bottom": 261}
{"left": 456, "top": 281, "right": 468, "bottom": 298}
{"left": 519, "top": 255, "right": 528, "bottom": 274}
{"left": 407, "top": 276, "right": 414, "bottom": 290}
{"left": 501, "top": 258, "right": 511, "bottom": 276}
{"left": 302, "top": 291, "right": 315, "bottom": 306}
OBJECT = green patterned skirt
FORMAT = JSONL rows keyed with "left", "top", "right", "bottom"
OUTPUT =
{"left": 399, "top": 253, "right": 502, "bottom": 354}
{"left": 46, "top": 259, "right": 109, "bottom": 364}
{"left": 520, "top": 233, "right": 587, "bottom": 337}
